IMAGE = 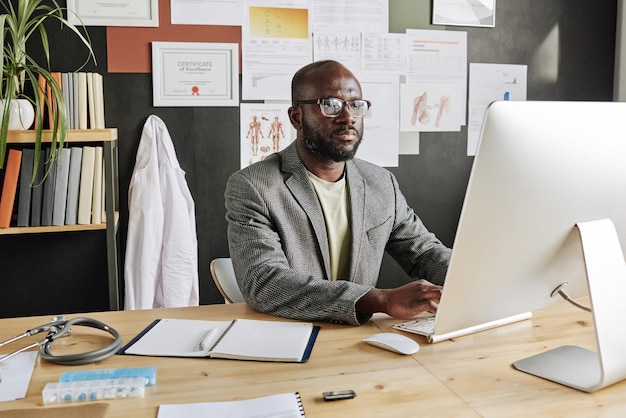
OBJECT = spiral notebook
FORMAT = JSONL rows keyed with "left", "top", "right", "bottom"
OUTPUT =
{"left": 119, "top": 318, "right": 319, "bottom": 363}
{"left": 156, "top": 392, "right": 305, "bottom": 418}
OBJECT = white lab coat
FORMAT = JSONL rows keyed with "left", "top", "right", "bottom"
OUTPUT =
{"left": 124, "top": 115, "right": 199, "bottom": 310}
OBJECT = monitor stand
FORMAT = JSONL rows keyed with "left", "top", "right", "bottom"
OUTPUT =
{"left": 513, "top": 218, "right": 626, "bottom": 392}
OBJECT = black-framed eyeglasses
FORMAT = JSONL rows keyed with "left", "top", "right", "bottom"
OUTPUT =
{"left": 295, "top": 97, "right": 371, "bottom": 118}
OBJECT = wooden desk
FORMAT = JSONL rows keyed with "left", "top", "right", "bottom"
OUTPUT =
{"left": 0, "top": 301, "right": 622, "bottom": 417}
{"left": 374, "top": 300, "right": 626, "bottom": 417}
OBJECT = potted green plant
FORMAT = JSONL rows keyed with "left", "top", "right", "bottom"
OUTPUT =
{"left": 0, "top": 0, "right": 94, "bottom": 172}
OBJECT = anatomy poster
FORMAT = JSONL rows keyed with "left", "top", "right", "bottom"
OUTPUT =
{"left": 240, "top": 103, "right": 293, "bottom": 168}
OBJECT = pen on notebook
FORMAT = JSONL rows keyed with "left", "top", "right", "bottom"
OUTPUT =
{"left": 198, "top": 328, "right": 219, "bottom": 351}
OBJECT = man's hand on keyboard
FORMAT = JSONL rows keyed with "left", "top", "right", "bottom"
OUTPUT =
{"left": 356, "top": 279, "right": 442, "bottom": 320}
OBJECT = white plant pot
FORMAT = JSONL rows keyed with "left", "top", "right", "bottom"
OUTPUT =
{"left": 0, "top": 99, "right": 35, "bottom": 130}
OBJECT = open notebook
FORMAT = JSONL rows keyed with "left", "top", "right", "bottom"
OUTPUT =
{"left": 119, "top": 318, "right": 319, "bottom": 363}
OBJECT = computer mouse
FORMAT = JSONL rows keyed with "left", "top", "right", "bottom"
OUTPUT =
{"left": 363, "top": 333, "right": 420, "bottom": 355}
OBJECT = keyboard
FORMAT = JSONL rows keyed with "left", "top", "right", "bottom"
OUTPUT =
{"left": 394, "top": 316, "right": 436, "bottom": 336}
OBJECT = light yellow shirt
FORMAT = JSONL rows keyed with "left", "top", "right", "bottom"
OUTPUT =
{"left": 306, "top": 171, "right": 351, "bottom": 281}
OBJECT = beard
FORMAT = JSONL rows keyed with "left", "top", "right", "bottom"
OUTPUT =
{"left": 300, "top": 118, "right": 364, "bottom": 162}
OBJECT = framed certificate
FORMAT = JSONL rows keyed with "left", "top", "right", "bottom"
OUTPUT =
{"left": 67, "top": 0, "right": 159, "bottom": 27}
{"left": 151, "top": 42, "right": 240, "bottom": 107}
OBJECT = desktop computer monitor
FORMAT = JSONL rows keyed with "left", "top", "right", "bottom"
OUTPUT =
{"left": 438, "top": 100, "right": 626, "bottom": 392}
{"left": 438, "top": 100, "right": 626, "bottom": 332}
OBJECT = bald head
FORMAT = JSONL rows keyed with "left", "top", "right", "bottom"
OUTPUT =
{"left": 291, "top": 60, "right": 360, "bottom": 103}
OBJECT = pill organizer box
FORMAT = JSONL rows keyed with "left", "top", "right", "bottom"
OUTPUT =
{"left": 59, "top": 366, "right": 157, "bottom": 386}
{"left": 42, "top": 377, "right": 146, "bottom": 404}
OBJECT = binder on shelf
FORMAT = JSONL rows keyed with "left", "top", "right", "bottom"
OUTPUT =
{"left": 119, "top": 318, "right": 319, "bottom": 363}
{"left": 77, "top": 146, "right": 95, "bottom": 225}
{"left": 0, "top": 149, "right": 22, "bottom": 228}
{"left": 16, "top": 148, "right": 35, "bottom": 227}
{"left": 65, "top": 147, "right": 83, "bottom": 225}
{"left": 52, "top": 148, "right": 71, "bottom": 226}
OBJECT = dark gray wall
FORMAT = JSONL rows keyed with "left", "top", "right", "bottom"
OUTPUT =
{"left": 0, "top": 1, "right": 617, "bottom": 316}
{"left": 380, "top": 0, "right": 617, "bottom": 288}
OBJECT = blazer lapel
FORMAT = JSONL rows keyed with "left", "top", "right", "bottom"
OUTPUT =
{"left": 281, "top": 144, "right": 332, "bottom": 278}
{"left": 345, "top": 160, "right": 365, "bottom": 282}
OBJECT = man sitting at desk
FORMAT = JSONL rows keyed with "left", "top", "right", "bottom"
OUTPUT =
{"left": 225, "top": 60, "right": 451, "bottom": 325}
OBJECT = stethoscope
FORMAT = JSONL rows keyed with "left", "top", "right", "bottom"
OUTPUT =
{"left": 0, "top": 316, "right": 122, "bottom": 365}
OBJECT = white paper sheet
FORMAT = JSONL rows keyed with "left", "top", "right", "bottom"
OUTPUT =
{"left": 467, "top": 63, "right": 527, "bottom": 155}
{"left": 311, "top": 0, "right": 388, "bottom": 34}
{"left": 0, "top": 351, "right": 38, "bottom": 402}
{"left": 405, "top": 29, "right": 468, "bottom": 128}
{"left": 433, "top": 0, "right": 496, "bottom": 27}
{"left": 361, "top": 33, "right": 408, "bottom": 76}
{"left": 171, "top": 0, "right": 243, "bottom": 26}
{"left": 157, "top": 392, "right": 305, "bottom": 418}
{"left": 313, "top": 31, "right": 362, "bottom": 71}
{"left": 359, "top": 76, "right": 400, "bottom": 167}
{"left": 241, "top": 0, "right": 312, "bottom": 100}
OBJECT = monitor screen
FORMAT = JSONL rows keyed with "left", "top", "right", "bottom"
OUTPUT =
{"left": 436, "top": 100, "right": 626, "bottom": 333}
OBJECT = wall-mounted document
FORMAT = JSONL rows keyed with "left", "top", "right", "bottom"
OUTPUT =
{"left": 119, "top": 318, "right": 319, "bottom": 363}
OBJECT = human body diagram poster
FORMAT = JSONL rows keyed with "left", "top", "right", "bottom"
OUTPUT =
{"left": 240, "top": 103, "right": 293, "bottom": 168}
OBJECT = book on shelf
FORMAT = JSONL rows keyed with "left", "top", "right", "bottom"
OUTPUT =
{"left": 100, "top": 162, "right": 105, "bottom": 223}
{"left": 7, "top": 144, "right": 107, "bottom": 228}
{"left": 46, "top": 72, "right": 62, "bottom": 128}
{"left": 77, "top": 146, "right": 95, "bottom": 225}
{"left": 93, "top": 72, "right": 105, "bottom": 129}
{"left": 61, "top": 72, "right": 72, "bottom": 130}
{"left": 40, "top": 148, "right": 58, "bottom": 226}
{"left": 29, "top": 149, "right": 45, "bottom": 227}
{"left": 16, "top": 148, "right": 35, "bottom": 227}
{"left": 77, "top": 72, "right": 88, "bottom": 129}
{"left": 0, "top": 149, "right": 22, "bottom": 228}
{"left": 37, "top": 71, "right": 104, "bottom": 130}
{"left": 51, "top": 148, "right": 71, "bottom": 226}
{"left": 64, "top": 71, "right": 105, "bottom": 130}
{"left": 71, "top": 72, "right": 79, "bottom": 130}
{"left": 34, "top": 74, "right": 46, "bottom": 130}
{"left": 119, "top": 318, "right": 319, "bottom": 363}
{"left": 87, "top": 72, "right": 96, "bottom": 129}
{"left": 91, "top": 146, "right": 103, "bottom": 224}
{"left": 156, "top": 392, "right": 306, "bottom": 418}
{"left": 64, "top": 147, "right": 83, "bottom": 225}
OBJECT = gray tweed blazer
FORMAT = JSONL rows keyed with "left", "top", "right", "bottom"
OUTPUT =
{"left": 225, "top": 142, "right": 451, "bottom": 325}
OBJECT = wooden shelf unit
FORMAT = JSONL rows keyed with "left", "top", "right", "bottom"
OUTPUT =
{"left": 1, "top": 128, "right": 121, "bottom": 310}
{"left": 0, "top": 211, "right": 119, "bottom": 234}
